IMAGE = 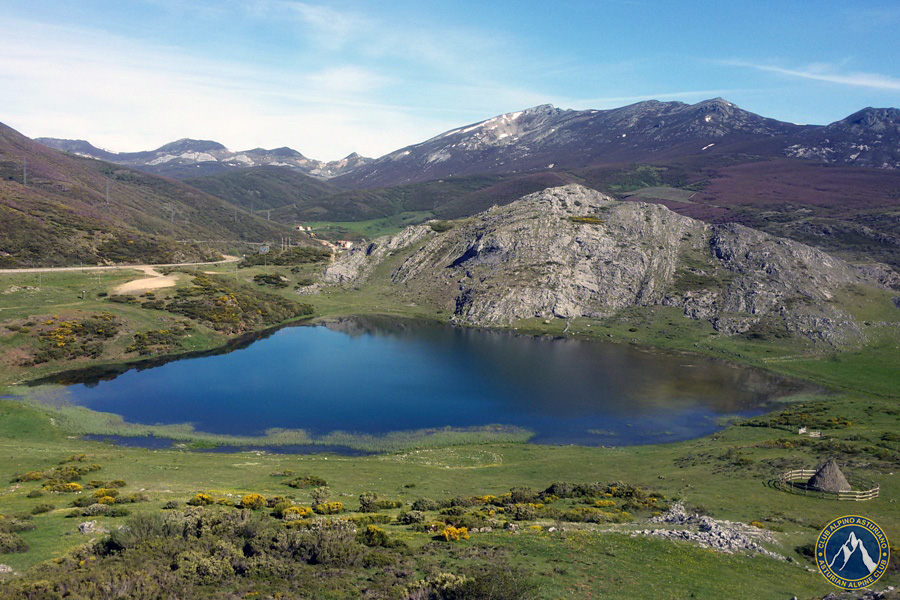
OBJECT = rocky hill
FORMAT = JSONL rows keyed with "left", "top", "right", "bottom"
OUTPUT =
{"left": 35, "top": 137, "right": 373, "bottom": 180}
{"left": 324, "top": 185, "right": 897, "bottom": 345}
{"left": 781, "top": 107, "right": 900, "bottom": 169}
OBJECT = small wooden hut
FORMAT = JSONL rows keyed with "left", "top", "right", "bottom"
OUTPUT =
{"left": 807, "top": 458, "right": 852, "bottom": 493}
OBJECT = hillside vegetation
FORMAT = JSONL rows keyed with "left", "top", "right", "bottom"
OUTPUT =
{"left": 0, "top": 123, "right": 295, "bottom": 268}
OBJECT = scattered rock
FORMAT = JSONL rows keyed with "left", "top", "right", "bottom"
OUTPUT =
{"left": 0, "top": 564, "right": 14, "bottom": 574}
{"left": 638, "top": 503, "right": 785, "bottom": 560}
{"left": 77, "top": 520, "right": 108, "bottom": 534}
{"left": 820, "top": 587, "right": 896, "bottom": 600}
{"left": 1, "top": 285, "right": 39, "bottom": 294}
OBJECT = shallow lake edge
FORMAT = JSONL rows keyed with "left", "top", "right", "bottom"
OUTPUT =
{"left": 5, "top": 311, "right": 830, "bottom": 454}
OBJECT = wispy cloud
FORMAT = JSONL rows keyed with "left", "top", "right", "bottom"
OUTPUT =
{"left": 724, "top": 60, "right": 900, "bottom": 91}
{"left": 0, "top": 12, "right": 544, "bottom": 159}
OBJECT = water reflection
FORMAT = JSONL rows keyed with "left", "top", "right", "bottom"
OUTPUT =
{"left": 32, "top": 316, "right": 811, "bottom": 446}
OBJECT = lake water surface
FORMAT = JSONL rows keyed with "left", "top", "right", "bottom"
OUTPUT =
{"left": 36, "top": 317, "right": 807, "bottom": 446}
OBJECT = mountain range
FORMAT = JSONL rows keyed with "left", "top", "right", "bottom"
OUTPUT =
{"left": 35, "top": 99, "right": 899, "bottom": 189}
{"left": 35, "top": 137, "right": 372, "bottom": 179}
{"left": 335, "top": 100, "right": 900, "bottom": 188}
{"left": 9, "top": 97, "right": 900, "bottom": 270}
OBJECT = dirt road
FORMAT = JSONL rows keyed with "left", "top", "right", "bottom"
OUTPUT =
{"left": 0, "top": 256, "right": 241, "bottom": 295}
{"left": 0, "top": 256, "right": 240, "bottom": 276}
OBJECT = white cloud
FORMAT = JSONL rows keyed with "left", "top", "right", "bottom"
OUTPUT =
{"left": 0, "top": 10, "right": 553, "bottom": 160}
{"left": 725, "top": 60, "right": 900, "bottom": 91}
{"left": 0, "top": 17, "right": 507, "bottom": 159}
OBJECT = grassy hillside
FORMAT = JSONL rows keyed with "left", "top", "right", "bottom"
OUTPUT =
{"left": 0, "top": 123, "right": 296, "bottom": 267}
{"left": 184, "top": 166, "right": 342, "bottom": 213}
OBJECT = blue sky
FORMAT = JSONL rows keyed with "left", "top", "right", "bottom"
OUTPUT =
{"left": 1, "top": 0, "right": 898, "bottom": 160}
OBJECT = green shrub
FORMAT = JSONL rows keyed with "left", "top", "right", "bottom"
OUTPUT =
{"left": 30, "top": 504, "right": 54, "bottom": 515}
{"left": 358, "top": 492, "right": 379, "bottom": 513}
{"left": 429, "top": 220, "right": 455, "bottom": 232}
{"left": 312, "top": 501, "right": 344, "bottom": 515}
{"left": 397, "top": 510, "right": 425, "bottom": 525}
{"left": 359, "top": 525, "right": 390, "bottom": 547}
{"left": 346, "top": 514, "right": 392, "bottom": 527}
{"left": 81, "top": 503, "right": 109, "bottom": 517}
{"left": 310, "top": 487, "right": 330, "bottom": 505}
{"left": 253, "top": 273, "right": 289, "bottom": 288}
{"left": 0, "top": 531, "right": 29, "bottom": 553}
{"left": 411, "top": 498, "right": 440, "bottom": 511}
{"left": 285, "top": 475, "right": 326, "bottom": 489}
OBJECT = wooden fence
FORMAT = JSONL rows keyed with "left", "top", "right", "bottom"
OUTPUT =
{"left": 775, "top": 469, "right": 880, "bottom": 501}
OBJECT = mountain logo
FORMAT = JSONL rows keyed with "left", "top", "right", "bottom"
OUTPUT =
{"left": 816, "top": 515, "right": 890, "bottom": 589}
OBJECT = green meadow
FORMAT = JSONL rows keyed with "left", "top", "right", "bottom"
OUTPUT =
{"left": 0, "top": 265, "right": 897, "bottom": 598}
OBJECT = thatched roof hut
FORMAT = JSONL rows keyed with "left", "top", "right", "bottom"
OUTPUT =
{"left": 807, "top": 458, "right": 851, "bottom": 492}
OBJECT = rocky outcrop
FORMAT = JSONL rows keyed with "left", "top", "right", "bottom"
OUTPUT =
{"left": 325, "top": 184, "right": 890, "bottom": 345}
{"left": 322, "top": 225, "right": 433, "bottom": 284}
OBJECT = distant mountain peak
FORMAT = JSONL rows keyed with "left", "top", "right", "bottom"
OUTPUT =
{"left": 833, "top": 107, "right": 900, "bottom": 130}
{"left": 156, "top": 138, "right": 227, "bottom": 153}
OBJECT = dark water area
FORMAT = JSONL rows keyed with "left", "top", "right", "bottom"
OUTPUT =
{"left": 33, "top": 317, "right": 810, "bottom": 446}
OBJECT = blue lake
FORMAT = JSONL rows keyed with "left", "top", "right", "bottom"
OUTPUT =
{"left": 34, "top": 317, "right": 807, "bottom": 446}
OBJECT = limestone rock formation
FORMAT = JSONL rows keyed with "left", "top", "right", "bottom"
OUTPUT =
{"left": 325, "top": 184, "right": 893, "bottom": 345}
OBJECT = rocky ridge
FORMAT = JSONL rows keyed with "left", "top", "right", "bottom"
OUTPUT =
{"left": 324, "top": 184, "right": 896, "bottom": 345}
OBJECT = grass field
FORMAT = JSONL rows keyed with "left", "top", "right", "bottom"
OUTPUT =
{"left": 0, "top": 264, "right": 898, "bottom": 597}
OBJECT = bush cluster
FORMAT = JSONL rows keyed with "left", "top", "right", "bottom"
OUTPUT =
{"left": 312, "top": 502, "right": 344, "bottom": 515}
{"left": 284, "top": 474, "right": 327, "bottom": 489}
{"left": 252, "top": 273, "right": 289, "bottom": 288}
{"left": 239, "top": 246, "right": 331, "bottom": 268}
{"left": 162, "top": 273, "right": 313, "bottom": 333}
{"left": 30, "top": 314, "right": 121, "bottom": 364}
{"left": 0, "top": 515, "right": 34, "bottom": 554}
{"left": 440, "top": 525, "right": 470, "bottom": 542}
{"left": 127, "top": 327, "right": 188, "bottom": 355}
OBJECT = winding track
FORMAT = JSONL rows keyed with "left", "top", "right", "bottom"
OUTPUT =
{"left": 0, "top": 256, "right": 240, "bottom": 275}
